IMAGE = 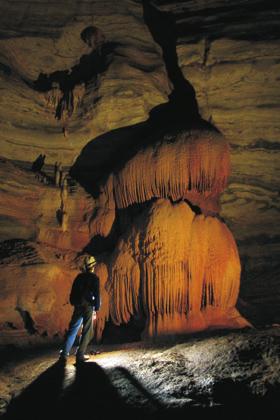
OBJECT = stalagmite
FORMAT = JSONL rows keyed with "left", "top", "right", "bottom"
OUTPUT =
{"left": 93, "top": 263, "right": 110, "bottom": 342}
{"left": 105, "top": 199, "right": 249, "bottom": 337}
{"left": 89, "top": 127, "right": 249, "bottom": 338}
{"left": 59, "top": 169, "right": 66, "bottom": 188}
{"left": 109, "top": 238, "right": 141, "bottom": 325}
{"left": 55, "top": 162, "right": 62, "bottom": 186}
{"left": 188, "top": 215, "right": 208, "bottom": 315}
{"left": 61, "top": 210, "right": 68, "bottom": 232}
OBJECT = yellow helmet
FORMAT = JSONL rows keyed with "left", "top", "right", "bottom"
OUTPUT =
{"left": 84, "top": 255, "right": 96, "bottom": 271}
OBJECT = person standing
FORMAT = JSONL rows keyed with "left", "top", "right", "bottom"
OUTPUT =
{"left": 59, "top": 256, "right": 100, "bottom": 364}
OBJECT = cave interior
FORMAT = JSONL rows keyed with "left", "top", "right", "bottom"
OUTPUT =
{"left": 0, "top": 0, "right": 279, "bottom": 418}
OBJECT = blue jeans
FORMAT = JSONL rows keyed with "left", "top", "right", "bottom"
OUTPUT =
{"left": 61, "top": 304, "right": 93, "bottom": 357}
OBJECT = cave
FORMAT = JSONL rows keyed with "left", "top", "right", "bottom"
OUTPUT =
{"left": 0, "top": 0, "right": 279, "bottom": 418}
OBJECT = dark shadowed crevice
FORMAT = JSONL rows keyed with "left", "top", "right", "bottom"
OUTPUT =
{"left": 5, "top": 322, "right": 17, "bottom": 330}
{"left": 183, "top": 199, "right": 202, "bottom": 215}
{"left": 15, "top": 308, "right": 38, "bottom": 335}
{"left": 142, "top": 0, "right": 200, "bottom": 122}
{"left": 174, "top": 0, "right": 280, "bottom": 42}
{"left": 32, "top": 42, "right": 112, "bottom": 91}
{"left": 0, "top": 239, "right": 44, "bottom": 265}
{"left": 27, "top": 27, "right": 116, "bottom": 129}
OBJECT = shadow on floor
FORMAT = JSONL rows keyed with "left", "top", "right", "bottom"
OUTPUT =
{"left": 2, "top": 360, "right": 160, "bottom": 420}
{"left": 1, "top": 361, "right": 279, "bottom": 420}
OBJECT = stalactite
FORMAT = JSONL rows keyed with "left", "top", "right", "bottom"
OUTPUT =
{"left": 54, "top": 162, "right": 62, "bottom": 186}
{"left": 141, "top": 261, "right": 189, "bottom": 316}
{"left": 89, "top": 127, "right": 249, "bottom": 338}
{"left": 188, "top": 214, "right": 208, "bottom": 315}
{"left": 138, "top": 200, "right": 194, "bottom": 318}
{"left": 203, "top": 217, "right": 241, "bottom": 310}
{"left": 73, "top": 83, "right": 86, "bottom": 111}
{"left": 109, "top": 242, "right": 140, "bottom": 325}
{"left": 45, "top": 82, "right": 63, "bottom": 111}
{"left": 93, "top": 263, "right": 109, "bottom": 342}
{"left": 44, "top": 81, "right": 85, "bottom": 136}
{"left": 113, "top": 130, "right": 230, "bottom": 210}
{"left": 104, "top": 199, "right": 249, "bottom": 338}
{"left": 89, "top": 175, "right": 115, "bottom": 238}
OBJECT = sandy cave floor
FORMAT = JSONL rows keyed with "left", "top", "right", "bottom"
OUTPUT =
{"left": 0, "top": 327, "right": 280, "bottom": 420}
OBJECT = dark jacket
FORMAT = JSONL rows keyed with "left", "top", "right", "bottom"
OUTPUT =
{"left": 69, "top": 272, "right": 100, "bottom": 311}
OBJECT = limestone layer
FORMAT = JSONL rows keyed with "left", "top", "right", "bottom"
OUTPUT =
{"left": 152, "top": 0, "right": 280, "bottom": 324}
{"left": 0, "top": 0, "right": 170, "bottom": 165}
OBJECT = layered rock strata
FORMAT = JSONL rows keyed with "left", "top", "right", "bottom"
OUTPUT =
{"left": 0, "top": 0, "right": 170, "bottom": 164}
{"left": 152, "top": 0, "right": 280, "bottom": 325}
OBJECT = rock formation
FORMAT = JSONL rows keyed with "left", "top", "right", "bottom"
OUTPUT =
{"left": 0, "top": 0, "right": 169, "bottom": 164}
{"left": 89, "top": 127, "right": 250, "bottom": 338}
{"left": 153, "top": 0, "right": 280, "bottom": 325}
{"left": 0, "top": 157, "right": 97, "bottom": 345}
{"left": 0, "top": 0, "right": 279, "bottom": 345}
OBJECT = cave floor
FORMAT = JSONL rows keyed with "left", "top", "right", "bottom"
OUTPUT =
{"left": 0, "top": 327, "right": 279, "bottom": 420}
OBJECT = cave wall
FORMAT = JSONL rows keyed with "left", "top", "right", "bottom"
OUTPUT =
{"left": 0, "top": 0, "right": 170, "bottom": 164}
{"left": 155, "top": 0, "right": 280, "bottom": 323}
{"left": 0, "top": 157, "right": 97, "bottom": 345}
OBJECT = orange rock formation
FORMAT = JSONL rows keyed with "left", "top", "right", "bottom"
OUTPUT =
{"left": 92, "top": 128, "right": 250, "bottom": 338}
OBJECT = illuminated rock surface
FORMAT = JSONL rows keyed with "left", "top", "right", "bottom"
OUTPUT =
{"left": 0, "top": 328, "right": 279, "bottom": 418}
{"left": 73, "top": 119, "right": 250, "bottom": 338}
{"left": 151, "top": 0, "right": 280, "bottom": 325}
{"left": 0, "top": 158, "right": 96, "bottom": 343}
{"left": 0, "top": 158, "right": 94, "bottom": 249}
{"left": 0, "top": 0, "right": 279, "bottom": 343}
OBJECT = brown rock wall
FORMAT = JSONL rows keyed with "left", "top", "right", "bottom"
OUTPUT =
{"left": 153, "top": 0, "right": 280, "bottom": 324}
{"left": 0, "top": 247, "right": 77, "bottom": 345}
{"left": 0, "top": 0, "right": 170, "bottom": 164}
{"left": 0, "top": 158, "right": 94, "bottom": 251}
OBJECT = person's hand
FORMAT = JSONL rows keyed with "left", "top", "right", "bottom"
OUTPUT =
{"left": 92, "top": 311, "right": 97, "bottom": 321}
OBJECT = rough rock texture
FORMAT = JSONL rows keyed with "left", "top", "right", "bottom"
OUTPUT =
{"left": 108, "top": 198, "right": 249, "bottom": 338}
{"left": 0, "top": 239, "right": 76, "bottom": 346}
{"left": 151, "top": 0, "right": 280, "bottom": 325}
{"left": 0, "top": 158, "right": 99, "bottom": 345}
{"left": 0, "top": 158, "right": 94, "bottom": 250}
{"left": 0, "top": 239, "right": 109, "bottom": 347}
{"left": 0, "top": 328, "right": 279, "bottom": 418}
{"left": 89, "top": 126, "right": 250, "bottom": 338}
{"left": 0, "top": 0, "right": 279, "bottom": 343}
{"left": 0, "top": 0, "right": 170, "bottom": 165}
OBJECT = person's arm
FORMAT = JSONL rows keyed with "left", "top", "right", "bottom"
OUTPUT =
{"left": 93, "top": 276, "right": 101, "bottom": 311}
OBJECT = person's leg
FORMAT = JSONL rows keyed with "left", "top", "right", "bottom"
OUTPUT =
{"left": 76, "top": 306, "right": 93, "bottom": 360}
{"left": 60, "top": 307, "right": 83, "bottom": 357}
